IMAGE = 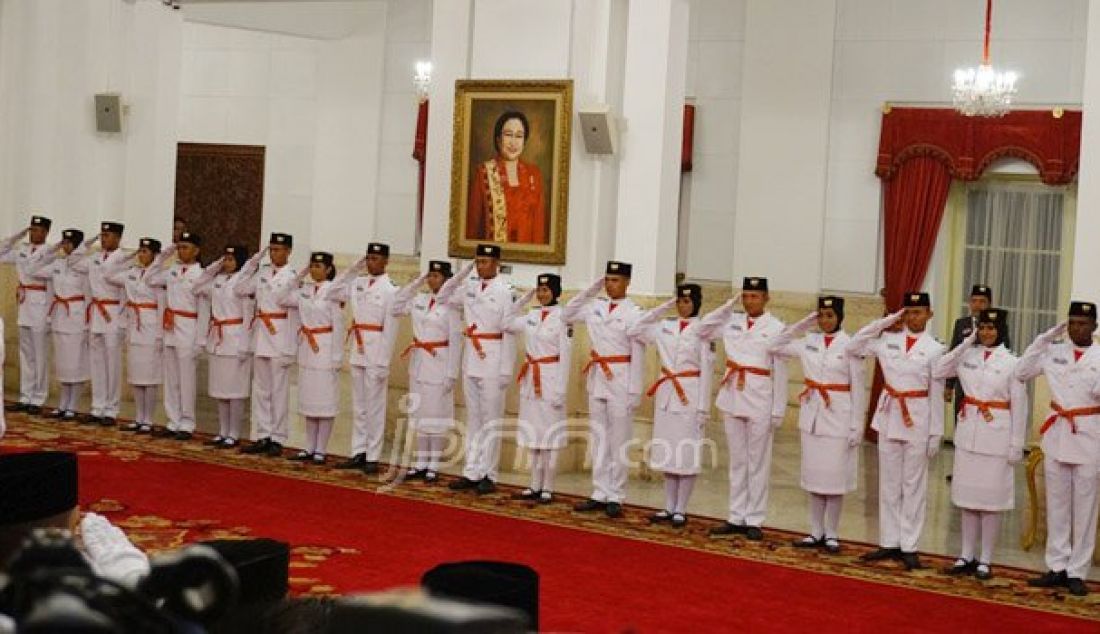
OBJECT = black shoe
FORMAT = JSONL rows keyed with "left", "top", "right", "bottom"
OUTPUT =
{"left": 312, "top": 454, "right": 327, "bottom": 466}
{"left": 1066, "top": 577, "right": 1089, "bottom": 597}
{"left": 205, "top": 436, "right": 225, "bottom": 446}
{"left": 573, "top": 499, "right": 606, "bottom": 512}
{"left": 172, "top": 431, "right": 192, "bottom": 441}
{"left": 670, "top": 513, "right": 687, "bottom": 528}
{"left": 6, "top": 403, "right": 27, "bottom": 413}
{"left": 265, "top": 442, "right": 284, "bottom": 457}
{"left": 901, "top": 552, "right": 922, "bottom": 570}
{"left": 860, "top": 547, "right": 902, "bottom": 562}
{"left": 424, "top": 471, "right": 439, "bottom": 484}
{"left": 241, "top": 438, "right": 271, "bottom": 454}
{"left": 943, "top": 558, "right": 977, "bottom": 575}
{"left": 24, "top": 405, "right": 41, "bottom": 416}
{"left": 648, "top": 510, "right": 672, "bottom": 524}
{"left": 335, "top": 453, "right": 367, "bottom": 469}
{"left": 82, "top": 415, "right": 102, "bottom": 426}
{"left": 136, "top": 424, "right": 153, "bottom": 435}
{"left": 121, "top": 423, "right": 141, "bottom": 432}
{"left": 1027, "top": 570, "right": 1068, "bottom": 588}
{"left": 219, "top": 438, "right": 238, "bottom": 449}
{"left": 362, "top": 461, "right": 380, "bottom": 475}
{"left": 100, "top": 417, "right": 116, "bottom": 427}
{"left": 46, "top": 408, "right": 65, "bottom": 419}
{"left": 793, "top": 535, "right": 823, "bottom": 548}
{"left": 405, "top": 469, "right": 425, "bottom": 481}
{"left": 605, "top": 502, "right": 623, "bottom": 518}
{"left": 60, "top": 411, "right": 78, "bottom": 423}
{"left": 514, "top": 488, "right": 539, "bottom": 501}
{"left": 151, "top": 427, "right": 175, "bottom": 438}
{"left": 975, "top": 563, "right": 993, "bottom": 581}
{"left": 476, "top": 477, "right": 497, "bottom": 495}
{"left": 745, "top": 526, "right": 764, "bottom": 541}
{"left": 288, "top": 450, "right": 312, "bottom": 462}
{"left": 448, "top": 476, "right": 478, "bottom": 491}
{"left": 823, "top": 538, "right": 841, "bottom": 554}
{"left": 709, "top": 522, "right": 746, "bottom": 536}
{"left": 538, "top": 491, "right": 552, "bottom": 504}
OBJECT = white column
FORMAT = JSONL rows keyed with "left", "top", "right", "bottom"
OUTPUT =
{"left": 731, "top": 0, "right": 836, "bottom": 293}
{"left": 613, "top": 0, "right": 689, "bottom": 295}
{"left": 420, "top": 0, "right": 473, "bottom": 265}
{"left": 1072, "top": 0, "right": 1100, "bottom": 300}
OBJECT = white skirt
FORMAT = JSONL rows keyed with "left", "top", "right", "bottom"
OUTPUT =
{"left": 298, "top": 367, "right": 338, "bottom": 418}
{"left": 951, "top": 446, "right": 1014, "bottom": 511}
{"left": 648, "top": 408, "right": 705, "bottom": 475}
{"left": 127, "top": 342, "right": 162, "bottom": 386}
{"left": 408, "top": 379, "right": 455, "bottom": 435}
{"left": 800, "top": 432, "right": 857, "bottom": 495}
{"left": 516, "top": 395, "right": 567, "bottom": 450}
{"left": 52, "top": 331, "right": 89, "bottom": 383}
{"left": 208, "top": 354, "right": 252, "bottom": 399}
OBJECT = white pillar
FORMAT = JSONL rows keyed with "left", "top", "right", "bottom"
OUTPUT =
{"left": 731, "top": 0, "right": 836, "bottom": 293}
{"left": 1072, "top": 0, "right": 1100, "bottom": 301}
{"left": 613, "top": 0, "right": 689, "bottom": 295}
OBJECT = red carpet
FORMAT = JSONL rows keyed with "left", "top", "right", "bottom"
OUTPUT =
{"left": 2, "top": 421, "right": 1098, "bottom": 633}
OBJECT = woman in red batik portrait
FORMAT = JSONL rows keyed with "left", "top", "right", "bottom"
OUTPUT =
{"left": 466, "top": 110, "right": 548, "bottom": 245}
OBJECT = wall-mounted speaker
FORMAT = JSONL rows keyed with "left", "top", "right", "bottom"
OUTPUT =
{"left": 578, "top": 105, "right": 617, "bottom": 155}
{"left": 95, "top": 93, "right": 123, "bottom": 133}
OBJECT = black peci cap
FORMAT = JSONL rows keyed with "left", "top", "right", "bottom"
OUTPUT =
{"left": 0, "top": 452, "right": 78, "bottom": 526}
{"left": 605, "top": 261, "right": 632, "bottom": 277}
{"left": 902, "top": 292, "right": 931, "bottom": 308}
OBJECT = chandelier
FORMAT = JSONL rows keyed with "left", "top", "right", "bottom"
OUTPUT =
{"left": 952, "top": 0, "right": 1018, "bottom": 117}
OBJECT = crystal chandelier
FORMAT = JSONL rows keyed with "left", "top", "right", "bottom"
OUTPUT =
{"left": 952, "top": 0, "right": 1018, "bottom": 117}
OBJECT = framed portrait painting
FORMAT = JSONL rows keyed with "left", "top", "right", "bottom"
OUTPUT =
{"left": 449, "top": 79, "right": 572, "bottom": 264}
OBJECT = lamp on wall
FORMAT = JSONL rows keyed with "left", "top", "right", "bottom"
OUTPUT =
{"left": 413, "top": 61, "right": 432, "bottom": 103}
{"left": 952, "top": 0, "right": 1018, "bottom": 117}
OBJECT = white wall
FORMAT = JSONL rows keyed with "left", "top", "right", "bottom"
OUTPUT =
{"left": 177, "top": 1, "right": 387, "bottom": 258}
{"left": 0, "top": 0, "right": 181, "bottom": 240}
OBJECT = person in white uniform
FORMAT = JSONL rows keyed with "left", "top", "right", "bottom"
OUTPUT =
{"left": 1016, "top": 301, "right": 1100, "bottom": 597}
{"left": 236, "top": 233, "right": 299, "bottom": 458}
{"left": 932, "top": 308, "right": 1027, "bottom": 581}
{"left": 0, "top": 215, "right": 54, "bottom": 415}
{"left": 283, "top": 252, "right": 344, "bottom": 465}
{"left": 204, "top": 245, "right": 254, "bottom": 449}
{"left": 503, "top": 274, "right": 572, "bottom": 505}
{"left": 631, "top": 284, "right": 719, "bottom": 527}
{"left": 28, "top": 230, "right": 94, "bottom": 422}
{"left": 330, "top": 243, "right": 400, "bottom": 475}
{"left": 565, "top": 261, "right": 646, "bottom": 519}
{"left": 156, "top": 231, "right": 218, "bottom": 441}
{"left": 109, "top": 238, "right": 172, "bottom": 434}
{"left": 74, "top": 221, "right": 130, "bottom": 426}
{"left": 848, "top": 292, "right": 945, "bottom": 571}
{"left": 769, "top": 296, "right": 865, "bottom": 553}
{"left": 700, "top": 277, "right": 788, "bottom": 540}
{"left": 394, "top": 260, "right": 469, "bottom": 483}
{"left": 447, "top": 244, "right": 517, "bottom": 495}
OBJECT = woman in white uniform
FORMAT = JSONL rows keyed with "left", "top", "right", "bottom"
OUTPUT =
{"left": 770, "top": 296, "right": 865, "bottom": 553}
{"left": 283, "top": 252, "right": 344, "bottom": 465}
{"left": 629, "top": 284, "right": 717, "bottom": 527}
{"left": 393, "top": 260, "right": 470, "bottom": 483}
{"left": 109, "top": 239, "right": 172, "bottom": 433}
{"left": 27, "top": 230, "right": 94, "bottom": 421}
{"left": 932, "top": 308, "right": 1027, "bottom": 580}
{"left": 503, "top": 274, "right": 571, "bottom": 504}
{"left": 204, "top": 245, "right": 254, "bottom": 449}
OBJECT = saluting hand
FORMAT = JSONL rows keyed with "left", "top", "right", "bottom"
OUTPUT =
{"left": 792, "top": 311, "right": 818, "bottom": 333}
{"left": 1039, "top": 321, "right": 1068, "bottom": 343}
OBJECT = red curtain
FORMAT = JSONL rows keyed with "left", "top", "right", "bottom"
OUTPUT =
{"left": 682, "top": 104, "right": 695, "bottom": 172}
{"left": 881, "top": 156, "right": 952, "bottom": 312}
{"left": 413, "top": 100, "right": 429, "bottom": 246}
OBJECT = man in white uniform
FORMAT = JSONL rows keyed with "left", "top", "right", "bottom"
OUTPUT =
{"left": 564, "top": 261, "right": 646, "bottom": 519}
{"left": 332, "top": 242, "right": 400, "bottom": 475}
{"left": 237, "top": 233, "right": 299, "bottom": 458}
{"left": 701, "top": 277, "right": 788, "bottom": 540}
{"left": 1017, "top": 301, "right": 1100, "bottom": 597}
{"left": 848, "top": 292, "right": 945, "bottom": 570}
{"left": 0, "top": 215, "right": 54, "bottom": 415}
{"left": 79, "top": 222, "right": 130, "bottom": 426}
{"left": 447, "top": 244, "right": 516, "bottom": 495}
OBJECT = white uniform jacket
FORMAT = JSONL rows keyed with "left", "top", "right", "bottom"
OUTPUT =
{"left": 74, "top": 249, "right": 132, "bottom": 335}
{"left": 393, "top": 277, "right": 463, "bottom": 386}
{"left": 108, "top": 259, "right": 170, "bottom": 347}
{"left": 0, "top": 238, "right": 54, "bottom": 328}
{"left": 234, "top": 254, "right": 300, "bottom": 358}
{"left": 771, "top": 329, "right": 865, "bottom": 439}
{"left": 698, "top": 302, "right": 788, "bottom": 422}
{"left": 629, "top": 307, "right": 718, "bottom": 415}
{"left": 163, "top": 261, "right": 217, "bottom": 350}
{"left": 1016, "top": 337, "right": 1100, "bottom": 466}
{"left": 285, "top": 280, "right": 344, "bottom": 371}
{"left": 206, "top": 270, "right": 255, "bottom": 357}
{"left": 504, "top": 303, "right": 572, "bottom": 403}
{"left": 933, "top": 342, "right": 1027, "bottom": 458}
{"left": 448, "top": 274, "right": 517, "bottom": 380}
{"left": 29, "top": 243, "right": 90, "bottom": 335}
{"left": 324, "top": 270, "right": 398, "bottom": 369}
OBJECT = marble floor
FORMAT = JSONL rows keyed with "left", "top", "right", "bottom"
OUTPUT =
{"left": 17, "top": 386, "right": 1098, "bottom": 582}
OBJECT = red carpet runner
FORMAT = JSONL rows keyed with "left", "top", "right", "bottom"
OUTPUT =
{"left": 3, "top": 420, "right": 1098, "bottom": 633}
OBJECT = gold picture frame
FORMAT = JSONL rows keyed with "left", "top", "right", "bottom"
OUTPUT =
{"left": 449, "top": 79, "right": 572, "bottom": 264}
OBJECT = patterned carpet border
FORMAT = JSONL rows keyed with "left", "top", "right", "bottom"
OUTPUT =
{"left": 4, "top": 412, "right": 1099, "bottom": 622}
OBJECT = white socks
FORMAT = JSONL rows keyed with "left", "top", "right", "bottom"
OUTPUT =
{"left": 304, "top": 417, "right": 335, "bottom": 455}
{"left": 131, "top": 385, "right": 157, "bottom": 424}
{"left": 216, "top": 399, "right": 246, "bottom": 439}
{"left": 528, "top": 449, "right": 558, "bottom": 492}
{"left": 58, "top": 382, "right": 83, "bottom": 411}
{"left": 663, "top": 474, "right": 697, "bottom": 514}
{"left": 809, "top": 493, "right": 844, "bottom": 539}
{"left": 980, "top": 511, "right": 1001, "bottom": 564}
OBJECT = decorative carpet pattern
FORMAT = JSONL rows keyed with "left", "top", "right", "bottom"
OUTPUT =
{"left": 2, "top": 412, "right": 1099, "bottom": 631}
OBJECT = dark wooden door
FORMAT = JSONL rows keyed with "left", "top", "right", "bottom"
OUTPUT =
{"left": 174, "top": 143, "right": 265, "bottom": 263}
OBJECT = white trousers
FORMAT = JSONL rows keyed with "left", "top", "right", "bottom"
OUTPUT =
{"left": 877, "top": 438, "right": 930, "bottom": 552}
{"left": 461, "top": 375, "right": 506, "bottom": 481}
{"left": 588, "top": 396, "right": 635, "bottom": 504}
{"left": 251, "top": 356, "right": 291, "bottom": 444}
{"left": 350, "top": 365, "right": 389, "bottom": 460}
{"left": 163, "top": 345, "right": 198, "bottom": 432}
{"left": 723, "top": 415, "right": 775, "bottom": 527}
{"left": 18, "top": 326, "right": 49, "bottom": 406}
{"left": 1044, "top": 457, "right": 1100, "bottom": 579}
{"left": 89, "top": 332, "right": 124, "bottom": 417}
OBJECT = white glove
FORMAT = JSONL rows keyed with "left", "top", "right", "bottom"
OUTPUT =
{"left": 1039, "top": 321, "right": 1068, "bottom": 343}
{"left": 847, "top": 428, "right": 861, "bottom": 448}
{"left": 1008, "top": 446, "right": 1024, "bottom": 464}
{"left": 770, "top": 414, "right": 784, "bottom": 429}
{"left": 80, "top": 513, "right": 150, "bottom": 589}
{"left": 550, "top": 392, "right": 566, "bottom": 409}
{"left": 927, "top": 435, "right": 942, "bottom": 459}
{"left": 443, "top": 377, "right": 456, "bottom": 393}
{"left": 792, "top": 311, "right": 819, "bottom": 334}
